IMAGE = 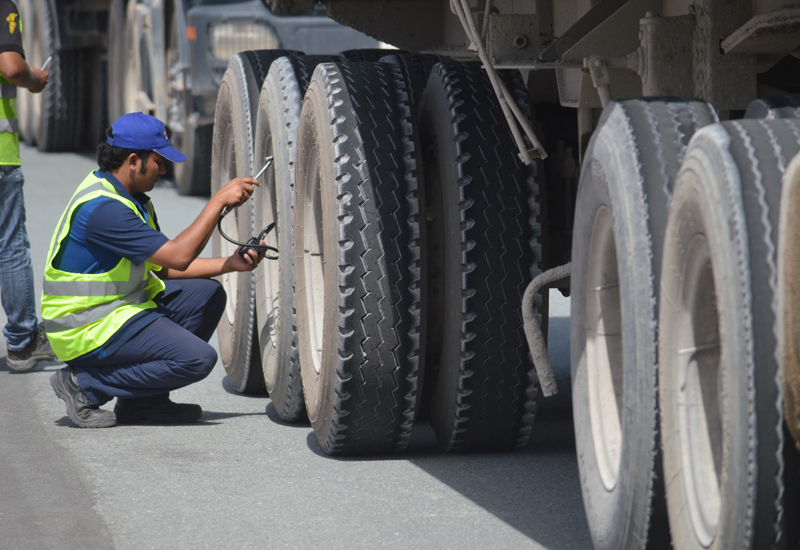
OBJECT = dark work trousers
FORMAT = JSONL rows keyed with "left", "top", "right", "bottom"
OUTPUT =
{"left": 72, "top": 278, "right": 226, "bottom": 406}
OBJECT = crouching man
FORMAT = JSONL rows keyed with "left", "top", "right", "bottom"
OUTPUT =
{"left": 43, "top": 112, "right": 262, "bottom": 428}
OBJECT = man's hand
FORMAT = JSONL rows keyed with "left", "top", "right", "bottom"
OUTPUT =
{"left": 27, "top": 67, "right": 48, "bottom": 93}
{"left": 215, "top": 177, "right": 260, "bottom": 212}
{"left": 223, "top": 242, "right": 266, "bottom": 273}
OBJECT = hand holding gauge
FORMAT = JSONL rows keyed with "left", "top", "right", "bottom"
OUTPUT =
{"left": 217, "top": 156, "right": 278, "bottom": 261}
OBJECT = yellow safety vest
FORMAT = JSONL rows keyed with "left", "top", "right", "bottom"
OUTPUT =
{"left": 0, "top": 74, "right": 20, "bottom": 165}
{"left": 41, "top": 171, "right": 166, "bottom": 361}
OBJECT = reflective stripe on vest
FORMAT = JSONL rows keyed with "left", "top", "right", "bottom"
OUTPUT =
{"left": 41, "top": 172, "right": 165, "bottom": 361}
{"left": 0, "top": 74, "right": 19, "bottom": 165}
{"left": 42, "top": 288, "right": 151, "bottom": 332}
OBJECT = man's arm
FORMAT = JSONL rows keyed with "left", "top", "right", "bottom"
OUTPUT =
{"left": 147, "top": 176, "right": 260, "bottom": 271}
{"left": 158, "top": 246, "right": 264, "bottom": 280}
{"left": 0, "top": 51, "right": 47, "bottom": 91}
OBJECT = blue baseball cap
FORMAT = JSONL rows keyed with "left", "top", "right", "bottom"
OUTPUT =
{"left": 107, "top": 112, "right": 187, "bottom": 163}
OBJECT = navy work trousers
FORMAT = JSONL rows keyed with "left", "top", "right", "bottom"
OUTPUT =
{"left": 72, "top": 278, "right": 226, "bottom": 406}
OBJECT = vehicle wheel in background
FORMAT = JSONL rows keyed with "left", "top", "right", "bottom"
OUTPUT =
{"left": 107, "top": 0, "right": 128, "bottom": 123}
{"left": 84, "top": 47, "right": 108, "bottom": 147}
{"left": 294, "top": 61, "right": 423, "bottom": 454}
{"left": 16, "top": 0, "right": 35, "bottom": 144}
{"left": 121, "top": 0, "right": 154, "bottom": 116}
{"left": 253, "top": 54, "right": 339, "bottom": 422}
{"left": 337, "top": 48, "right": 405, "bottom": 62}
{"left": 418, "top": 61, "right": 540, "bottom": 452}
{"left": 26, "top": 0, "right": 82, "bottom": 151}
{"left": 210, "top": 54, "right": 266, "bottom": 394}
{"left": 659, "top": 119, "right": 800, "bottom": 549}
{"left": 744, "top": 94, "right": 800, "bottom": 119}
{"left": 167, "top": 5, "right": 209, "bottom": 195}
{"left": 571, "top": 99, "right": 717, "bottom": 550}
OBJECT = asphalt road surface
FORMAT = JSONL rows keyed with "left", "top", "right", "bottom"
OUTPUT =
{"left": 0, "top": 143, "right": 590, "bottom": 549}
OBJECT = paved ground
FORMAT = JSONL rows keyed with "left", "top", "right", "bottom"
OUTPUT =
{"left": 0, "top": 143, "right": 589, "bottom": 549}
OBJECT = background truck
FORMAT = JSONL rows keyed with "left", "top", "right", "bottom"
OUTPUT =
{"left": 14, "top": 0, "right": 377, "bottom": 195}
{"left": 206, "top": 0, "right": 800, "bottom": 549}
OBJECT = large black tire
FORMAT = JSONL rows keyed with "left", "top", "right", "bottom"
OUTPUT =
{"left": 571, "top": 99, "right": 717, "bottom": 550}
{"left": 377, "top": 53, "right": 450, "bottom": 107}
{"left": 106, "top": 0, "right": 128, "bottom": 124}
{"left": 659, "top": 119, "right": 800, "bottom": 549}
{"left": 210, "top": 54, "right": 264, "bottom": 394}
{"left": 253, "top": 55, "right": 339, "bottom": 422}
{"left": 418, "top": 61, "right": 540, "bottom": 452}
{"left": 294, "top": 61, "right": 423, "bottom": 455}
{"left": 211, "top": 50, "right": 305, "bottom": 395}
{"left": 16, "top": 0, "right": 35, "bottom": 144}
{"left": 744, "top": 94, "right": 800, "bottom": 119}
{"left": 28, "top": 0, "right": 82, "bottom": 152}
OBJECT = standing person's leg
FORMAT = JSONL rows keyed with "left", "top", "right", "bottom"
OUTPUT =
{"left": 0, "top": 166, "right": 55, "bottom": 370}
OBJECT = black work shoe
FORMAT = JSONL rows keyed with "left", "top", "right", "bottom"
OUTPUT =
{"left": 114, "top": 393, "right": 203, "bottom": 424}
{"left": 8, "top": 324, "right": 58, "bottom": 372}
{"left": 50, "top": 368, "right": 116, "bottom": 428}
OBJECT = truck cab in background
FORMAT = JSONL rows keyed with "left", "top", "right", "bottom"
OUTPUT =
{"left": 15, "top": 0, "right": 377, "bottom": 194}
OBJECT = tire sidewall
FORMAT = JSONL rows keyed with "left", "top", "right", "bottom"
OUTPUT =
{"left": 254, "top": 60, "right": 299, "bottom": 401}
{"left": 571, "top": 120, "right": 660, "bottom": 549}
{"left": 210, "top": 60, "right": 258, "bottom": 391}
{"left": 294, "top": 74, "right": 338, "bottom": 432}
{"left": 659, "top": 133, "right": 756, "bottom": 549}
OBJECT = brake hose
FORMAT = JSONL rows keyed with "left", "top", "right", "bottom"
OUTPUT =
{"left": 216, "top": 156, "right": 279, "bottom": 261}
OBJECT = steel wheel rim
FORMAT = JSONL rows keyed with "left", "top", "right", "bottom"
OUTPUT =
{"left": 220, "top": 125, "right": 238, "bottom": 325}
{"left": 302, "top": 145, "right": 324, "bottom": 375}
{"left": 585, "top": 206, "right": 624, "bottom": 491}
{"left": 677, "top": 235, "right": 722, "bottom": 547}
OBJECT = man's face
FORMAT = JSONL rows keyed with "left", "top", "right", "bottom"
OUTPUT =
{"left": 135, "top": 153, "right": 166, "bottom": 192}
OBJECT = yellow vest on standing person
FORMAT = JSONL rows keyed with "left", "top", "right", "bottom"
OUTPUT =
{"left": 0, "top": 74, "right": 20, "bottom": 165}
{"left": 41, "top": 171, "right": 166, "bottom": 361}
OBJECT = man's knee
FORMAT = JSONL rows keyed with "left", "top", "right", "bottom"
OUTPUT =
{"left": 181, "top": 343, "right": 218, "bottom": 383}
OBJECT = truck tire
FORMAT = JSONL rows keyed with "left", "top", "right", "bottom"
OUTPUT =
{"left": 16, "top": 0, "right": 35, "bottom": 144}
{"left": 107, "top": 0, "right": 128, "bottom": 123}
{"left": 744, "top": 94, "right": 800, "bottom": 119}
{"left": 571, "top": 99, "right": 717, "bottom": 550}
{"left": 211, "top": 54, "right": 267, "bottom": 394}
{"left": 418, "top": 61, "right": 540, "bottom": 452}
{"left": 659, "top": 119, "right": 800, "bottom": 550}
{"left": 378, "top": 53, "right": 450, "bottom": 107}
{"left": 253, "top": 55, "right": 339, "bottom": 422}
{"left": 294, "top": 61, "right": 423, "bottom": 454}
{"left": 211, "top": 50, "right": 305, "bottom": 394}
{"left": 27, "top": 0, "right": 83, "bottom": 152}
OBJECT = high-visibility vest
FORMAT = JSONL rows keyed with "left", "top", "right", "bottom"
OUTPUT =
{"left": 0, "top": 74, "right": 20, "bottom": 165}
{"left": 41, "top": 171, "right": 166, "bottom": 361}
